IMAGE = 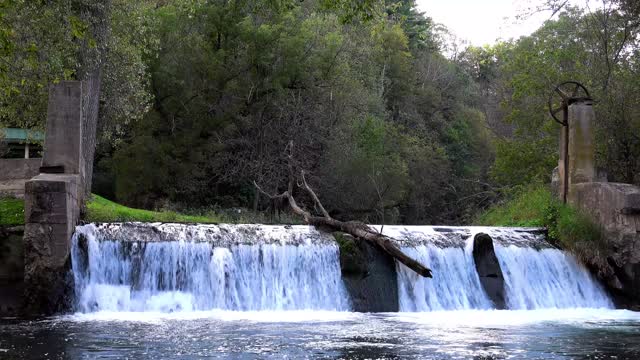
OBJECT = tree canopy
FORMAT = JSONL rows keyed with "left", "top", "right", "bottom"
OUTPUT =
{"left": 1, "top": 0, "right": 638, "bottom": 224}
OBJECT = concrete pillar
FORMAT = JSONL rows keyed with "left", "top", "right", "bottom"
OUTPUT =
{"left": 24, "top": 143, "right": 29, "bottom": 159}
{"left": 568, "top": 99, "right": 597, "bottom": 185}
{"left": 565, "top": 99, "right": 598, "bottom": 205}
{"left": 41, "top": 81, "right": 83, "bottom": 175}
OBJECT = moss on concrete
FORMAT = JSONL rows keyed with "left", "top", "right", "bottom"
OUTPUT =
{"left": 333, "top": 232, "right": 367, "bottom": 275}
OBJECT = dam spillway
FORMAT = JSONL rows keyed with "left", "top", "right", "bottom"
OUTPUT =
{"left": 70, "top": 223, "right": 612, "bottom": 313}
{"left": 71, "top": 224, "right": 350, "bottom": 312}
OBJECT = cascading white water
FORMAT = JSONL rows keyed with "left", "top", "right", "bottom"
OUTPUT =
{"left": 71, "top": 224, "right": 350, "bottom": 312}
{"left": 71, "top": 223, "right": 613, "bottom": 313}
{"left": 385, "top": 226, "right": 613, "bottom": 311}
{"left": 396, "top": 243, "right": 494, "bottom": 311}
{"left": 495, "top": 246, "right": 613, "bottom": 309}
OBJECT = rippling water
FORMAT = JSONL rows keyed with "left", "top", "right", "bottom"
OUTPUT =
{"left": 2, "top": 309, "right": 640, "bottom": 359}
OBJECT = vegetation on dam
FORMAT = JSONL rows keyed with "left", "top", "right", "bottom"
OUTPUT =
{"left": 476, "top": 185, "right": 608, "bottom": 273}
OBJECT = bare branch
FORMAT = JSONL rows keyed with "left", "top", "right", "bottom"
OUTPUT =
{"left": 300, "top": 170, "right": 331, "bottom": 219}
{"left": 253, "top": 180, "right": 287, "bottom": 200}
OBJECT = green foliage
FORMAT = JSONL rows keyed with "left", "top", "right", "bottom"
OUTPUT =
{"left": 479, "top": 5, "right": 640, "bottom": 188}
{"left": 0, "top": 196, "right": 24, "bottom": 226}
{"left": 321, "top": 116, "right": 410, "bottom": 219}
{"left": 490, "top": 137, "right": 557, "bottom": 186}
{"left": 12, "top": 0, "right": 640, "bottom": 228}
{"left": 475, "top": 185, "right": 603, "bottom": 250}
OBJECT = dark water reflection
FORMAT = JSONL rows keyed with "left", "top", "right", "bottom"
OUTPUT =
{"left": 1, "top": 310, "right": 640, "bottom": 359}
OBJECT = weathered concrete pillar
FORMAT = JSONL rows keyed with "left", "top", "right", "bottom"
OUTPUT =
{"left": 565, "top": 99, "right": 603, "bottom": 206}
{"left": 567, "top": 99, "right": 597, "bottom": 186}
{"left": 41, "top": 81, "right": 84, "bottom": 175}
{"left": 23, "top": 81, "right": 84, "bottom": 315}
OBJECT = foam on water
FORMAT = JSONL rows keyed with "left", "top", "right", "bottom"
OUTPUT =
{"left": 62, "top": 310, "right": 363, "bottom": 323}
{"left": 387, "top": 308, "right": 640, "bottom": 327}
{"left": 71, "top": 224, "right": 350, "bottom": 313}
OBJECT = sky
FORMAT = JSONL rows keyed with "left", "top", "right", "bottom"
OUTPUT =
{"left": 416, "top": 0, "right": 552, "bottom": 46}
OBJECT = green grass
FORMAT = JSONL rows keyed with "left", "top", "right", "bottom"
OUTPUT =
{"left": 474, "top": 186, "right": 552, "bottom": 228}
{"left": 475, "top": 184, "right": 610, "bottom": 274}
{"left": 0, "top": 197, "right": 25, "bottom": 226}
{"left": 85, "top": 194, "right": 222, "bottom": 223}
{"left": 474, "top": 185, "right": 602, "bottom": 245}
{"left": 1, "top": 194, "right": 303, "bottom": 225}
{"left": 0, "top": 194, "right": 224, "bottom": 225}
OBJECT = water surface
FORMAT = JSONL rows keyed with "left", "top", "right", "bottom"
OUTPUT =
{"left": 2, "top": 309, "right": 640, "bottom": 359}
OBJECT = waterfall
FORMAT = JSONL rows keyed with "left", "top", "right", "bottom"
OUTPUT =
{"left": 387, "top": 226, "right": 613, "bottom": 311}
{"left": 495, "top": 246, "right": 613, "bottom": 309}
{"left": 71, "top": 224, "right": 350, "bottom": 313}
{"left": 396, "top": 243, "right": 494, "bottom": 311}
{"left": 71, "top": 223, "right": 613, "bottom": 314}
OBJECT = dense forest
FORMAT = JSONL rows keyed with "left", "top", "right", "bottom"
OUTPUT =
{"left": 0, "top": 0, "right": 639, "bottom": 225}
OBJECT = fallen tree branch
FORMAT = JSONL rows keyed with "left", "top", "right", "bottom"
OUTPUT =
{"left": 254, "top": 143, "right": 432, "bottom": 278}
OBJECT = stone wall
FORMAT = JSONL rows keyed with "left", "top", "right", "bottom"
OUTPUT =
{"left": 569, "top": 182, "right": 640, "bottom": 306}
{"left": 0, "top": 158, "right": 41, "bottom": 198}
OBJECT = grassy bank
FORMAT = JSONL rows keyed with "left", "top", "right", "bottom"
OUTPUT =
{"left": 0, "top": 195, "right": 223, "bottom": 225}
{"left": 85, "top": 195, "right": 223, "bottom": 223}
{"left": 475, "top": 185, "right": 610, "bottom": 273}
{"left": 1, "top": 194, "right": 301, "bottom": 225}
{"left": 0, "top": 197, "right": 24, "bottom": 226}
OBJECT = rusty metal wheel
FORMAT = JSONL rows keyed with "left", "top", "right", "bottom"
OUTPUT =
{"left": 548, "top": 81, "right": 590, "bottom": 125}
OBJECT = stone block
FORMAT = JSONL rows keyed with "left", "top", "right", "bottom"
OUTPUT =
{"left": 24, "top": 174, "right": 80, "bottom": 224}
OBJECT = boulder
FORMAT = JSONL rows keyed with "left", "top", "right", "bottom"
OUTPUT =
{"left": 472, "top": 233, "right": 506, "bottom": 309}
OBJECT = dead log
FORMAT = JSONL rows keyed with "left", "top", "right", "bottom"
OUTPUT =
{"left": 254, "top": 141, "right": 432, "bottom": 278}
